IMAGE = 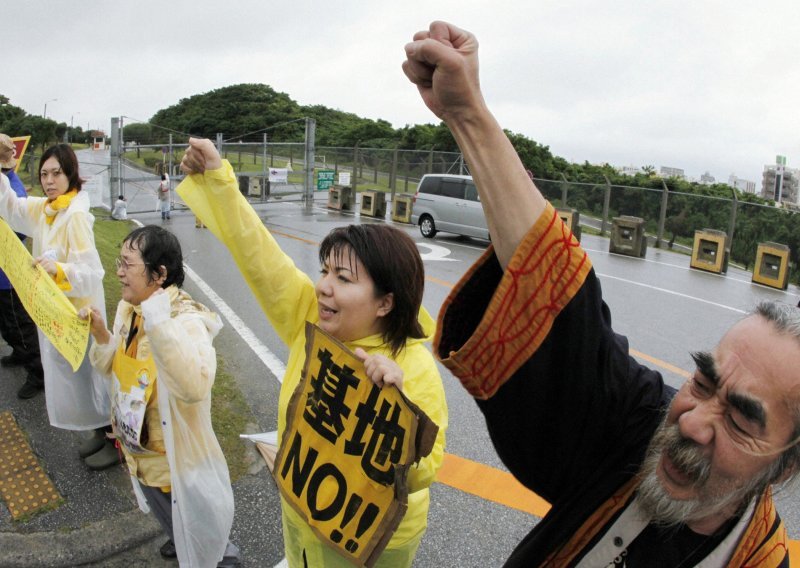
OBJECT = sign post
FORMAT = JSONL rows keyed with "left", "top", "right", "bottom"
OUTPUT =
{"left": 317, "top": 169, "right": 335, "bottom": 191}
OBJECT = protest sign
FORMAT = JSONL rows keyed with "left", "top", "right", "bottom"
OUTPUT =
{"left": 10, "top": 136, "right": 31, "bottom": 174}
{"left": 274, "top": 323, "right": 438, "bottom": 567}
{"left": 0, "top": 218, "right": 89, "bottom": 371}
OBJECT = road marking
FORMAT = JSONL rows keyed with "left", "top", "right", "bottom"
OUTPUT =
{"left": 630, "top": 349, "right": 691, "bottom": 379}
{"left": 184, "top": 264, "right": 286, "bottom": 382}
{"left": 270, "top": 228, "right": 318, "bottom": 246}
{"left": 416, "top": 242, "right": 459, "bottom": 262}
{"left": 437, "top": 453, "right": 550, "bottom": 518}
{"left": 596, "top": 272, "right": 747, "bottom": 314}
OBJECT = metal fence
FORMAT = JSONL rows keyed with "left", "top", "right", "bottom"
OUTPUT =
{"left": 110, "top": 118, "right": 465, "bottom": 211}
{"left": 102, "top": 116, "right": 800, "bottom": 282}
{"left": 539, "top": 177, "right": 800, "bottom": 281}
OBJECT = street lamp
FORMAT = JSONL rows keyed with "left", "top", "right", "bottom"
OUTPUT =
{"left": 43, "top": 98, "right": 57, "bottom": 119}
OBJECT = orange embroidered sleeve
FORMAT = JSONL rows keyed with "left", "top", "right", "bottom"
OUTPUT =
{"left": 726, "top": 487, "right": 788, "bottom": 567}
{"left": 434, "top": 202, "right": 591, "bottom": 399}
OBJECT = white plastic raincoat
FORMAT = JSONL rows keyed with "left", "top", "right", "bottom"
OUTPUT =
{"left": 178, "top": 162, "right": 448, "bottom": 567}
{"left": 90, "top": 286, "right": 234, "bottom": 567}
{"left": 0, "top": 174, "right": 109, "bottom": 430}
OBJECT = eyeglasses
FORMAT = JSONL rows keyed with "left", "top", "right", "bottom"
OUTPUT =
{"left": 115, "top": 257, "right": 145, "bottom": 272}
{"left": 39, "top": 168, "right": 64, "bottom": 179}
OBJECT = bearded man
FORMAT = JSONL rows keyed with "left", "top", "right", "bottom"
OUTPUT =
{"left": 403, "top": 21, "right": 800, "bottom": 567}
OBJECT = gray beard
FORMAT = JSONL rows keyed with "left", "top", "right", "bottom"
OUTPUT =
{"left": 636, "top": 418, "right": 778, "bottom": 528}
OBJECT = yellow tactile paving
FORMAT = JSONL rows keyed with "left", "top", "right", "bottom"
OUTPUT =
{"left": 0, "top": 411, "right": 62, "bottom": 519}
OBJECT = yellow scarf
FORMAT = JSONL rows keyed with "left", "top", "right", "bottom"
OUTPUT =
{"left": 44, "top": 189, "right": 78, "bottom": 225}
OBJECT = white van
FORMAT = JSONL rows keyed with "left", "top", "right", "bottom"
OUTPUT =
{"left": 410, "top": 174, "right": 489, "bottom": 240}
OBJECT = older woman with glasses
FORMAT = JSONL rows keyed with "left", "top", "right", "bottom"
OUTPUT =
{"left": 0, "top": 143, "right": 116, "bottom": 469}
{"left": 82, "top": 225, "right": 240, "bottom": 566}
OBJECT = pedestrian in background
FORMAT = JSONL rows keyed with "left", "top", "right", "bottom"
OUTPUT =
{"left": 111, "top": 194, "right": 127, "bottom": 220}
{"left": 83, "top": 225, "right": 240, "bottom": 567}
{"left": 0, "top": 133, "right": 44, "bottom": 398}
{"left": 0, "top": 143, "right": 117, "bottom": 469}
{"left": 158, "top": 173, "right": 170, "bottom": 221}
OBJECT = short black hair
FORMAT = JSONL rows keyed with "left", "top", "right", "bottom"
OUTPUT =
{"left": 122, "top": 225, "right": 184, "bottom": 288}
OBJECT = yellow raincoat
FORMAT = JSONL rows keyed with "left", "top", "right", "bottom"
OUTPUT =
{"left": 0, "top": 174, "right": 109, "bottom": 430}
{"left": 90, "top": 286, "right": 234, "bottom": 567}
{"left": 178, "top": 162, "right": 448, "bottom": 567}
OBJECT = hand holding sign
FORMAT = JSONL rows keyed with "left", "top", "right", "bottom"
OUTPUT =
{"left": 34, "top": 255, "right": 58, "bottom": 277}
{"left": 78, "top": 306, "right": 111, "bottom": 346}
{"left": 354, "top": 348, "right": 404, "bottom": 390}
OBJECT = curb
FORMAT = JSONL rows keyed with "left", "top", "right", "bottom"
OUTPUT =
{"left": 0, "top": 509, "right": 161, "bottom": 567}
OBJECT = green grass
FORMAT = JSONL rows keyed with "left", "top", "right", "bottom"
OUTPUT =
{"left": 91, "top": 213, "right": 254, "bottom": 482}
{"left": 210, "top": 356, "right": 252, "bottom": 482}
{"left": 92, "top": 213, "right": 133, "bottom": 311}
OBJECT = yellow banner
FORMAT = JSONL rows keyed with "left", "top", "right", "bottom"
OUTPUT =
{"left": 0, "top": 218, "right": 88, "bottom": 371}
{"left": 274, "top": 323, "right": 438, "bottom": 567}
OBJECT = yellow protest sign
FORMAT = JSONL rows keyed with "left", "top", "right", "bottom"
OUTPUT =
{"left": 274, "top": 323, "right": 438, "bottom": 568}
{"left": 0, "top": 218, "right": 88, "bottom": 371}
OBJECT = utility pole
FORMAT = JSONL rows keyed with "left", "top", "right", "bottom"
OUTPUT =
{"left": 304, "top": 118, "right": 316, "bottom": 211}
{"left": 110, "top": 117, "right": 120, "bottom": 202}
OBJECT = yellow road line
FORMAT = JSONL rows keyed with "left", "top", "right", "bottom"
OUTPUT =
{"left": 436, "top": 452, "right": 800, "bottom": 560}
{"left": 629, "top": 348, "right": 692, "bottom": 379}
{"left": 436, "top": 453, "right": 550, "bottom": 518}
{"left": 271, "top": 229, "right": 319, "bottom": 246}
{"left": 425, "top": 275, "right": 454, "bottom": 288}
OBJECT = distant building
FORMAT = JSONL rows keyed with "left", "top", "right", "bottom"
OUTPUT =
{"left": 617, "top": 165, "right": 641, "bottom": 177}
{"left": 728, "top": 174, "right": 757, "bottom": 194}
{"left": 699, "top": 171, "right": 715, "bottom": 184}
{"left": 90, "top": 130, "right": 106, "bottom": 151}
{"left": 660, "top": 166, "right": 685, "bottom": 179}
{"left": 761, "top": 156, "right": 800, "bottom": 204}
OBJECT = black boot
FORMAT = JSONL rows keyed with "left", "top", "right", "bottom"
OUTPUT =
{"left": 17, "top": 373, "right": 44, "bottom": 399}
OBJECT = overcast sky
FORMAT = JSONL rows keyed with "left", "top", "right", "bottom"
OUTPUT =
{"left": 6, "top": 0, "right": 799, "bottom": 185}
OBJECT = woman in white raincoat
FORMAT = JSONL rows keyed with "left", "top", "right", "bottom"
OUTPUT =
{"left": 178, "top": 138, "right": 448, "bottom": 568}
{"left": 83, "top": 225, "right": 239, "bottom": 567}
{"left": 0, "top": 144, "right": 113, "bottom": 465}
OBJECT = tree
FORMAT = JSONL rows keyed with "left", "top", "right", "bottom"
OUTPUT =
{"left": 122, "top": 123, "right": 154, "bottom": 145}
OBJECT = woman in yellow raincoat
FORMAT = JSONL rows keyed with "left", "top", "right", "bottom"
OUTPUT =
{"left": 178, "top": 137, "right": 448, "bottom": 567}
